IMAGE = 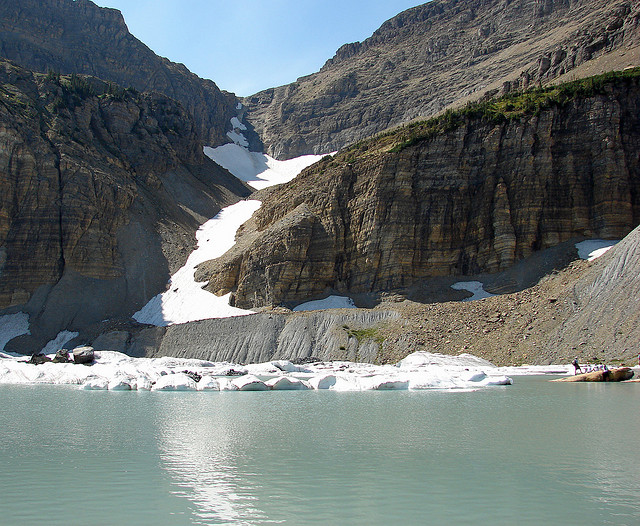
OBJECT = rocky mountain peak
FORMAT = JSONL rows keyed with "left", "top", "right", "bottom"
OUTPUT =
{"left": 0, "top": 0, "right": 240, "bottom": 147}
{"left": 245, "top": 0, "right": 640, "bottom": 159}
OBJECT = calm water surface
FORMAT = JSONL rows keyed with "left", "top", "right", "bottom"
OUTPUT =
{"left": 1, "top": 377, "right": 639, "bottom": 525}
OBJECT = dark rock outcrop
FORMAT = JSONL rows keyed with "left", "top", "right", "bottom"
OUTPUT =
{"left": 52, "top": 349, "right": 72, "bottom": 363}
{"left": 198, "top": 74, "right": 640, "bottom": 309}
{"left": 244, "top": 0, "right": 640, "bottom": 159}
{"left": 0, "top": 60, "right": 251, "bottom": 349}
{"left": 0, "top": 0, "right": 239, "bottom": 146}
{"left": 72, "top": 346, "right": 94, "bottom": 364}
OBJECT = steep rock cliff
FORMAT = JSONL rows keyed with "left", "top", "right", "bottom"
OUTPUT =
{"left": 198, "top": 73, "right": 640, "bottom": 309}
{"left": 244, "top": 0, "right": 640, "bottom": 159}
{"left": 0, "top": 0, "right": 239, "bottom": 146}
{"left": 0, "top": 60, "right": 251, "bottom": 348}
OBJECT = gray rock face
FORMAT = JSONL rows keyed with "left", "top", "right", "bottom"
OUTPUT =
{"left": 0, "top": 60, "right": 251, "bottom": 349}
{"left": 244, "top": 0, "right": 640, "bottom": 159}
{"left": 140, "top": 310, "right": 399, "bottom": 364}
{"left": 0, "top": 0, "right": 239, "bottom": 146}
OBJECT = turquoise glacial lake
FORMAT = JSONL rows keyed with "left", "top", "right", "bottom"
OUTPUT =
{"left": 1, "top": 377, "right": 639, "bottom": 525}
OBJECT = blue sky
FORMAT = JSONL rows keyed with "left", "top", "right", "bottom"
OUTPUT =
{"left": 94, "top": 1, "right": 423, "bottom": 96}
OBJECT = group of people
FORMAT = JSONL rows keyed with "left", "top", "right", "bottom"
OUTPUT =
{"left": 572, "top": 357, "right": 608, "bottom": 375}
{"left": 571, "top": 355, "right": 640, "bottom": 375}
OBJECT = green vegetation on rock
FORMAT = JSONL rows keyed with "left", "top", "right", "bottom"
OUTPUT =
{"left": 330, "top": 68, "right": 640, "bottom": 159}
{"left": 387, "top": 68, "right": 640, "bottom": 153}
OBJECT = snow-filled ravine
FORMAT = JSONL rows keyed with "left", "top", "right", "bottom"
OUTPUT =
{"left": 132, "top": 123, "right": 327, "bottom": 326}
{"left": 0, "top": 350, "right": 529, "bottom": 391}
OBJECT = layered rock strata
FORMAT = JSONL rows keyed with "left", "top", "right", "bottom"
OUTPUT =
{"left": 244, "top": 0, "right": 640, "bottom": 159}
{"left": 198, "top": 75, "right": 640, "bottom": 309}
{"left": 0, "top": 60, "right": 251, "bottom": 348}
{"left": 73, "top": 224, "right": 640, "bottom": 366}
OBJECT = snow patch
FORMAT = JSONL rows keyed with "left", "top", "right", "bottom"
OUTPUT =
{"left": 134, "top": 137, "right": 330, "bottom": 327}
{"left": 205, "top": 143, "right": 326, "bottom": 190}
{"left": 152, "top": 373, "right": 198, "bottom": 391}
{"left": 293, "top": 295, "right": 356, "bottom": 312}
{"left": 41, "top": 330, "right": 79, "bottom": 354}
{"left": 226, "top": 130, "right": 248, "bottom": 147}
{"left": 0, "top": 312, "right": 30, "bottom": 351}
{"left": 575, "top": 239, "right": 619, "bottom": 261}
{"left": 230, "top": 117, "right": 246, "bottom": 131}
{"left": 133, "top": 200, "right": 261, "bottom": 326}
{"left": 451, "top": 281, "right": 495, "bottom": 301}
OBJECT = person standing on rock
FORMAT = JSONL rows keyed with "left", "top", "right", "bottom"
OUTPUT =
{"left": 572, "top": 357, "right": 582, "bottom": 375}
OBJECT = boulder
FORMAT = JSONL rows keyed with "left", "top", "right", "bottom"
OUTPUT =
{"left": 72, "top": 346, "right": 95, "bottom": 365}
{"left": 52, "top": 349, "right": 72, "bottom": 363}
{"left": 552, "top": 367, "right": 634, "bottom": 382}
{"left": 27, "top": 353, "right": 51, "bottom": 365}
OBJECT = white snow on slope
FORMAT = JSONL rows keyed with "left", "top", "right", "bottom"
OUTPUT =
{"left": 41, "top": 331, "right": 79, "bottom": 354}
{"left": 0, "top": 312, "right": 30, "bottom": 351}
{"left": 0, "top": 350, "right": 515, "bottom": 391}
{"left": 205, "top": 144, "right": 326, "bottom": 190}
{"left": 451, "top": 281, "right": 495, "bottom": 301}
{"left": 293, "top": 295, "right": 356, "bottom": 312}
{"left": 575, "top": 239, "right": 619, "bottom": 261}
{"left": 133, "top": 200, "right": 262, "bottom": 326}
{"left": 134, "top": 135, "right": 327, "bottom": 326}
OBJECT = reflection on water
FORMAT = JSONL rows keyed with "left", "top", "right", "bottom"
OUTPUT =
{"left": 156, "top": 394, "right": 274, "bottom": 525}
{"left": 1, "top": 379, "right": 640, "bottom": 525}
{"left": 150, "top": 383, "right": 640, "bottom": 525}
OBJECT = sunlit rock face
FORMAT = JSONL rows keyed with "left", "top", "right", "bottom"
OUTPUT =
{"left": 200, "top": 79, "right": 640, "bottom": 308}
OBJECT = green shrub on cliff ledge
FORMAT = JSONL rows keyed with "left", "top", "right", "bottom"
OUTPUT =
{"left": 385, "top": 68, "right": 640, "bottom": 153}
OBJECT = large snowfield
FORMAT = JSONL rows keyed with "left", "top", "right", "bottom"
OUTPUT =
{"left": 133, "top": 120, "right": 327, "bottom": 326}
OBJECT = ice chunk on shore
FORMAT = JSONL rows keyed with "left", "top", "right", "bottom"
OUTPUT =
{"left": 152, "top": 373, "right": 197, "bottom": 391}
{"left": 197, "top": 376, "right": 221, "bottom": 391}
{"left": 293, "top": 295, "right": 356, "bottom": 312}
{"left": 232, "top": 375, "right": 268, "bottom": 391}
{"left": 109, "top": 375, "right": 134, "bottom": 391}
{"left": 451, "top": 281, "right": 495, "bottom": 301}
{"left": 265, "top": 376, "right": 311, "bottom": 390}
{"left": 308, "top": 374, "right": 337, "bottom": 390}
{"left": 397, "top": 351, "right": 496, "bottom": 370}
{"left": 369, "top": 377, "right": 410, "bottom": 390}
{"left": 82, "top": 376, "right": 109, "bottom": 390}
{"left": 575, "top": 239, "right": 619, "bottom": 261}
{"left": 0, "top": 349, "right": 516, "bottom": 392}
